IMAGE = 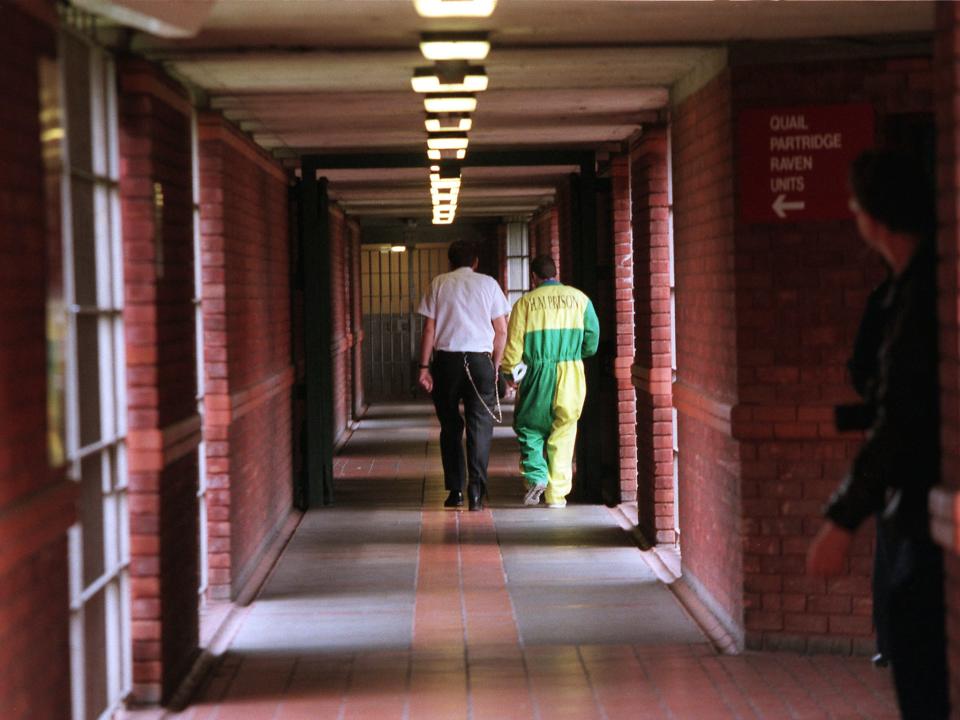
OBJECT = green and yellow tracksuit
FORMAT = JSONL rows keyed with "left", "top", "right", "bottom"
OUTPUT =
{"left": 501, "top": 280, "right": 600, "bottom": 505}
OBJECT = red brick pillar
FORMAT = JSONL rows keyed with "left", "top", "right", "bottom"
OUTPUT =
{"left": 331, "top": 207, "right": 351, "bottom": 444}
{"left": 672, "top": 69, "right": 745, "bottom": 646}
{"left": 929, "top": 2, "right": 960, "bottom": 712}
{"left": 530, "top": 206, "right": 562, "bottom": 270}
{"left": 611, "top": 155, "right": 638, "bottom": 502}
{"left": 118, "top": 59, "right": 201, "bottom": 703}
{"left": 197, "top": 113, "right": 294, "bottom": 603}
{"left": 349, "top": 220, "right": 365, "bottom": 419}
{"left": 630, "top": 128, "right": 675, "bottom": 542}
{"left": 0, "top": 4, "right": 75, "bottom": 717}
{"left": 548, "top": 207, "right": 561, "bottom": 269}
{"left": 556, "top": 179, "right": 573, "bottom": 282}
{"left": 497, "top": 222, "right": 508, "bottom": 290}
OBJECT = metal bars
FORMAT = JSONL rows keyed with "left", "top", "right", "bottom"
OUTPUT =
{"left": 360, "top": 244, "right": 449, "bottom": 401}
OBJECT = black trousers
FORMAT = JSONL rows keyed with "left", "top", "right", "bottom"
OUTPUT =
{"left": 431, "top": 351, "right": 496, "bottom": 493}
{"left": 881, "top": 530, "right": 949, "bottom": 720}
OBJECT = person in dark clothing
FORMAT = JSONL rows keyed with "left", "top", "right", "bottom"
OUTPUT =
{"left": 807, "top": 149, "right": 947, "bottom": 720}
{"left": 417, "top": 240, "right": 511, "bottom": 511}
{"left": 836, "top": 274, "right": 893, "bottom": 667}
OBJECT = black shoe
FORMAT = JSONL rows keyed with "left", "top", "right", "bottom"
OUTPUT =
{"left": 468, "top": 485, "right": 486, "bottom": 511}
{"left": 444, "top": 491, "right": 463, "bottom": 508}
{"left": 872, "top": 652, "right": 889, "bottom": 668}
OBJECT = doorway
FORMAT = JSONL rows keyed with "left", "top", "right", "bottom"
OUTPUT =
{"left": 360, "top": 243, "right": 450, "bottom": 401}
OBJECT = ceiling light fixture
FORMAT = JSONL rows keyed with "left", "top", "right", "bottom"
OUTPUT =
{"left": 414, "top": 0, "right": 497, "bottom": 18}
{"left": 430, "top": 172, "right": 462, "bottom": 184}
{"left": 423, "top": 94, "right": 477, "bottom": 114}
{"left": 420, "top": 32, "right": 490, "bottom": 61}
{"left": 412, "top": 66, "right": 488, "bottom": 94}
{"left": 425, "top": 114, "right": 472, "bottom": 132}
{"left": 427, "top": 132, "right": 469, "bottom": 151}
{"left": 430, "top": 177, "right": 462, "bottom": 188}
{"left": 427, "top": 148, "right": 468, "bottom": 161}
{"left": 430, "top": 162, "right": 462, "bottom": 179}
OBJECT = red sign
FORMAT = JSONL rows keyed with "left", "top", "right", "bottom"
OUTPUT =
{"left": 738, "top": 104, "right": 874, "bottom": 223}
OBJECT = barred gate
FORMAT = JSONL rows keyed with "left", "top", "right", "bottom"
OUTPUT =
{"left": 361, "top": 244, "right": 449, "bottom": 401}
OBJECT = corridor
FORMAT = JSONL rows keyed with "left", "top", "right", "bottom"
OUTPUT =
{"left": 168, "top": 405, "right": 897, "bottom": 720}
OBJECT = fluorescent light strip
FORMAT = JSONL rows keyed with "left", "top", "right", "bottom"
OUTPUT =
{"left": 427, "top": 148, "right": 468, "bottom": 160}
{"left": 412, "top": 70, "right": 488, "bottom": 94}
{"left": 430, "top": 176, "right": 462, "bottom": 187}
{"left": 423, "top": 94, "right": 477, "bottom": 114}
{"left": 425, "top": 116, "right": 472, "bottom": 132}
{"left": 414, "top": 0, "right": 497, "bottom": 18}
{"left": 420, "top": 37, "right": 490, "bottom": 61}
{"left": 427, "top": 136, "right": 469, "bottom": 151}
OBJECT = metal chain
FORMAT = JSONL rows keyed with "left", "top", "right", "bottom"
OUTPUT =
{"left": 463, "top": 354, "right": 502, "bottom": 424}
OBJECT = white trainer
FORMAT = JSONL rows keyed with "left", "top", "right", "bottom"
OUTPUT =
{"left": 523, "top": 484, "right": 547, "bottom": 506}
{"left": 546, "top": 500, "right": 567, "bottom": 509}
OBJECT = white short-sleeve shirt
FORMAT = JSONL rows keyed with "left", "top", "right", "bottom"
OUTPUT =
{"left": 417, "top": 267, "right": 511, "bottom": 352}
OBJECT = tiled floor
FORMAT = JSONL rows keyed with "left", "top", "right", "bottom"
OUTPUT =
{"left": 171, "top": 403, "right": 898, "bottom": 720}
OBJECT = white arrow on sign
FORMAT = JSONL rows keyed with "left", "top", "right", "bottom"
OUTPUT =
{"left": 772, "top": 194, "right": 805, "bottom": 219}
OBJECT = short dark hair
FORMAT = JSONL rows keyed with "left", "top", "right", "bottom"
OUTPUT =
{"left": 849, "top": 149, "right": 935, "bottom": 239}
{"left": 530, "top": 254, "right": 557, "bottom": 280}
{"left": 448, "top": 239, "right": 478, "bottom": 268}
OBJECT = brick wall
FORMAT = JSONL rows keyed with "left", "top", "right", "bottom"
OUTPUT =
{"left": 557, "top": 179, "right": 573, "bottom": 282}
{"left": 630, "top": 128, "right": 676, "bottom": 542}
{"left": 0, "top": 7, "right": 73, "bottom": 717}
{"left": 730, "top": 53, "right": 933, "bottom": 652}
{"left": 929, "top": 2, "right": 960, "bottom": 711}
{"left": 117, "top": 58, "right": 200, "bottom": 703}
{"left": 672, "top": 69, "right": 744, "bottom": 642}
{"left": 529, "top": 206, "right": 552, "bottom": 260}
{"left": 672, "top": 50, "right": 935, "bottom": 651}
{"left": 331, "top": 206, "right": 350, "bottom": 442}
{"left": 475, "top": 222, "right": 502, "bottom": 278}
{"left": 198, "top": 113, "right": 293, "bottom": 601}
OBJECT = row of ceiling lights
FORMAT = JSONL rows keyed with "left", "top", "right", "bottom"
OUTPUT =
{"left": 412, "top": 0, "right": 498, "bottom": 224}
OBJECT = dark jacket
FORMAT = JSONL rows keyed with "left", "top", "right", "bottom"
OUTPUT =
{"left": 826, "top": 243, "right": 940, "bottom": 540}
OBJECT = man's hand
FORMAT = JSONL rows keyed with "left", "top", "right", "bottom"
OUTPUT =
{"left": 806, "top": 521, "right": 854, "bottom": 576}
{"left": 418, "top": 368, "right": 433, "bottom": 393}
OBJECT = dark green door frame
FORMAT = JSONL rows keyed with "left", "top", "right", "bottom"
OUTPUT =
{"left": 299, "top": 160, "right": 334, "bottom": 507}
{"left": 569, "top": 162, "right": 603, "bottom": 503}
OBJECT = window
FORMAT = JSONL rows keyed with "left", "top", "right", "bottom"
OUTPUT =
{"left": 58, "top": 28, "right": 131, "bottom": 720}
{"left": 505, "top": 221, "right": 530, "bottom": 305}
{"left": 191, "top": 112, "right": 209, "bottom": 603}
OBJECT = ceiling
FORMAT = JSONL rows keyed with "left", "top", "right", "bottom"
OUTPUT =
{"left": 95, "top": 0, "right": 936, "bottom": 223}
